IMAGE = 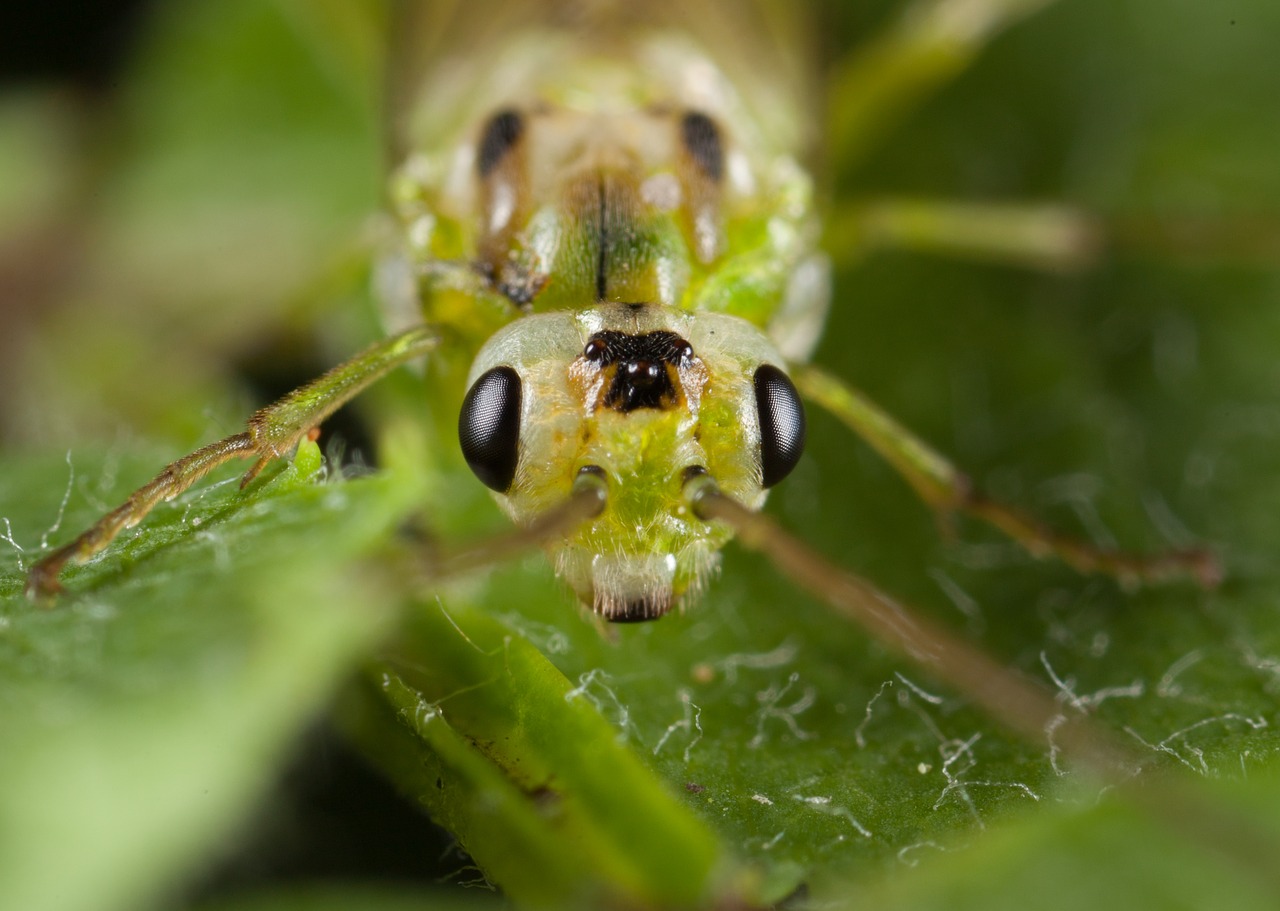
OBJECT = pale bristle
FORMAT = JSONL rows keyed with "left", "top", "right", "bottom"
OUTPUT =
{"left": 595, "top": 587, "right": 674, "bottom": 623}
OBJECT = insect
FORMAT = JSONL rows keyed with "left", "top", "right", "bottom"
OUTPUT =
{"left": 24, "top": 0, "right": 1213, "bottom": 717}
{"left": 17, "top": 0, "right": 1243, "bottom": 901}
{"left": 22, "top": 1, "right": 1212, "bottom": 599}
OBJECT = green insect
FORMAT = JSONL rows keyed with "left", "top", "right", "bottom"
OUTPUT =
{"left": 24, "top": 0, "right": 1214, "bottom": 746}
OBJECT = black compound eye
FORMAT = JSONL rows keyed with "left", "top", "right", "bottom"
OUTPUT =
{"left": 459, "top": 366, "right": 522, "bottom": 492}
{"left": 753, "top": 364, "right": 805, "bottom": 488}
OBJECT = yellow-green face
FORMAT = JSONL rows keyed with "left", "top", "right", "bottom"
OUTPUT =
{"left": 459, "top": 304, "right": 804, "bottom": 620}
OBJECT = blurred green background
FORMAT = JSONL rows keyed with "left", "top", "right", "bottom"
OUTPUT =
{"left": 1, "top": 1, "right": 1279, "bottom": 910}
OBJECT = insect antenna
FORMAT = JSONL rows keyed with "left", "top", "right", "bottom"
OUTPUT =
{"left": 424, "top": 468, "right": 607, "bottom": 583}
{"left": 686, "top": 474, "right": 1280, "bottom": 891}
{"left": 683, "top": 472, "right": 1126, "bottom": 775}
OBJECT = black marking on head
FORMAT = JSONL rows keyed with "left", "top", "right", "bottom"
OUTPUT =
{"left": 583, "top": 330, "right": 695, "bottom": 413}
{"left": 459, "top": 366, "right": 522, "bottom": 492}
{"left": 754, "top": 365, "right": 805, "bottom": 487}
{"left": 477, "top": 109, "right": 524, "bottom": 178}
{"left": 681, "top": 111, "right": 724, "bottom": 182}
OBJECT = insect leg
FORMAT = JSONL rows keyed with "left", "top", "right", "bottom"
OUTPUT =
{"left": 828, "top": 0, "right": 1061, "bottom": 172}
{"left": 828, "top": 198, "right": 1099, "bottom": 273}
{"left": 420, "top": 468, "right": 608, "bottom": 583}
{"left": 793, "top": 363, "right": 1220, "bottom": 588}
{"left": 831, "top": 200, "right": 1280, "bottom": 273}
{"left": 26, "top": 324, "right": 439, "bottom": 600}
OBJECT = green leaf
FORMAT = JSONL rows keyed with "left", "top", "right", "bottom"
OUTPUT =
{"left": 0, "top": 445, "right": 415, "bottom": 911}
{"left": 344, "top": 610, "right": 732, "bottom": 909}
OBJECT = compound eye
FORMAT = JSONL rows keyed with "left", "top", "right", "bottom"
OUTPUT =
{"left": 459, "top": 366, "right": 522, "bottom": 492}
{"left": 753, "top": 365, "right": 805, "bottom": 488}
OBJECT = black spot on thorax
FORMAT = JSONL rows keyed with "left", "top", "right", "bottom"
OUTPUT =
{"left": 680, "top": 111, "right": 724, "bottom": 183}
{"left": 477, "top": 109, "right": 524, "bottom": 178}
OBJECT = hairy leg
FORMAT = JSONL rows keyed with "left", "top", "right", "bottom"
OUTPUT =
{"left": 828, "top": 0, "right": 1061, "bottom": 172}
{"left": 27, "top": 325, "right": 439, "bottom": 599}
{"left": 793, "top": 363, "right": 1219, "bottom": 588}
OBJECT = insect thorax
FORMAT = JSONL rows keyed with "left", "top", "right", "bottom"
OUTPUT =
{"left": 387, "top": 23, "right": 823, "bottom": 348}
